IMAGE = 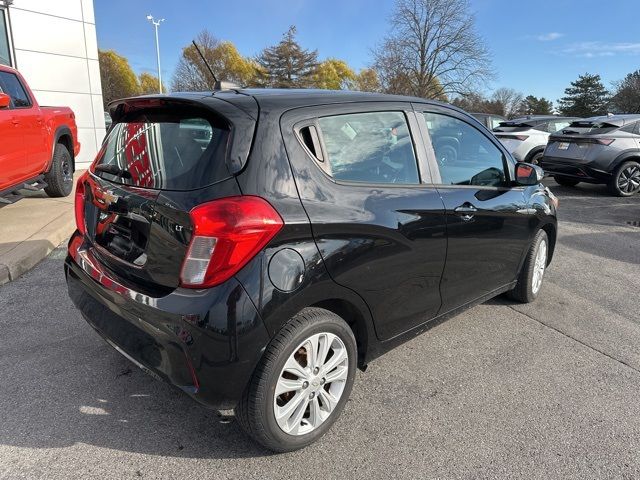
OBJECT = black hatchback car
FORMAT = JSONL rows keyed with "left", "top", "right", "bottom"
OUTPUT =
{"left": 66, "top": 89, "right": 558, "bottom": 452}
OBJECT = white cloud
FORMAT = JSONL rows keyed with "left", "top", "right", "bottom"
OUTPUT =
{"left": 560, "top": 41, "right": 640, "bottom": 57}
{"left": 536, "top": 32, "right": 564, "bottom": 41}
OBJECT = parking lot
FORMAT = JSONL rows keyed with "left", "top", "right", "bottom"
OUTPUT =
{"left": 0, "top": 179, "right": 639, "bottom": 480}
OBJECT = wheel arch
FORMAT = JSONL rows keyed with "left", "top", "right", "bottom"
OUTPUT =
{"left": 50, "top": 126, "right": 75, "bottom": 172}
{"left": 611, "top": 151, "right": 640, "bottom": 172}
{"left": 524, "top": 146, "right": 545, "bottom": 163}
{"left": 309, "top": 298, "right": 370, "bottom": 369}
{"left": 539, "top": 221, "right": 557, "bottom": 264}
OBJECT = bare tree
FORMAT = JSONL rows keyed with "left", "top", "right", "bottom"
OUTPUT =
{"left": 372, "top": 0, "right": 492, "bottom": 98}
{"left": 491, "top": 88, "right": 524, "bottom": 118}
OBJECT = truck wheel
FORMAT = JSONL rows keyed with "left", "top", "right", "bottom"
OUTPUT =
{"left": 44, "top": 143, "right": 74, "bottom": 198}
{"left": 236, "top": 308, "right": 357, "bottom": 452}
{"left": 508, "top": 229, "right": 548, "bottom": 303}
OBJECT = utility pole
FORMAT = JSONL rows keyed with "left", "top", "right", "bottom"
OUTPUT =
{"left": 146, "top": 15, "right": 164, "bottom": 93}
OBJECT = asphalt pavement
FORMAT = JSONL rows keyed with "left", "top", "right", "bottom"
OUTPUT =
{"left": 0, "top": 180, "right": 639, "bottom": 479}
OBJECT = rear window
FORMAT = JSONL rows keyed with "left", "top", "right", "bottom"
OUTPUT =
{"left": 94, "top": 111, "right": 230, "bottom": 190}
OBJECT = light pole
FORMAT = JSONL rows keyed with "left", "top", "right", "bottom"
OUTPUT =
{"left": 146, "top": 15, "right": 164, "bottom": 93}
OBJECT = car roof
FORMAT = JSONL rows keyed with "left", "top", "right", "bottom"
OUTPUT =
{"left": 504, "top": 115, "right": 578, "bottom": 125}
{"left": 577, "top": 114, "right": 640, "bottom": 126}
{"left": 139, "top": 88, "right": 457, "bottom": 111}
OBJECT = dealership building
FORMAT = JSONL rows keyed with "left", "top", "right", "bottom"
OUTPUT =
{"left": 0, "top": 0, "right": 105, "bottom": 167}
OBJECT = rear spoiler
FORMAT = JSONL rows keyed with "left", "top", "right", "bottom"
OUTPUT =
{"left": 108, "top": 95, "right": 257, "bottom": 175}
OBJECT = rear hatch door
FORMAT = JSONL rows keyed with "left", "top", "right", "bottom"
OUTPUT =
{"left": 82, "top": 96, "right": 256, "bottom": 291}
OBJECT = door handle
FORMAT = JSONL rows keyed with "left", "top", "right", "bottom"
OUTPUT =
{"left": 454, "top": 203, "right": 477, "bottom": 221}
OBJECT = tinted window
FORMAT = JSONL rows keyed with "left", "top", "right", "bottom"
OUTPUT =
{"left": 0, "top": 10, "right": 10, "bottom": 66}
{"left": 94, "top": 112, "right": 229, "bottom": 190}
{"left": 424, "top": 112, "right": 506, "bottom": 187}
{"left": 0, "top": 71, "right": 30, "bottom": 107}
{"left": 317, "top": 111, "right": 419, "bottom": 184}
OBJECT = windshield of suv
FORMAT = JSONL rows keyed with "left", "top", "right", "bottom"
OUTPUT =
{"left": 94, "top": 111, "right": 230, "bottom": 190}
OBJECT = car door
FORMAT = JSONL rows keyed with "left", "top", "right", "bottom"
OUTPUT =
{"left": 0, "top": 71, "right": 45, "bottom": 180}
{"left": 281, "top": 103, "right": 447, "bottom": 340}
{"left": 414, "top": 104, "right": 534, "bottom": 313}
{"left": 0, "top": 74, "right": 25, "bottom": 191}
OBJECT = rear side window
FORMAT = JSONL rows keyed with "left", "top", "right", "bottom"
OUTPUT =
{"left": 0, "top": 71, "right": 31, "bottom": 107}
{"left": 424, "top": 112, "right": 506, "bottom": 187}
{"left": 317, "top": 111, "right": 420, "bottom": 185}
{"left": 94, "top": 111, "right": 230, "bottom": 190}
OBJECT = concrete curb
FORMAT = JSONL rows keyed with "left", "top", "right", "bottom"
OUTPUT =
{"left": 0, "top": 209, "right": 75, "bottom": 286}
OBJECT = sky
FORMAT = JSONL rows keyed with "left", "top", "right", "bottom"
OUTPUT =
{"left": 95, "top": 0, "right": 640, "bottom": 102}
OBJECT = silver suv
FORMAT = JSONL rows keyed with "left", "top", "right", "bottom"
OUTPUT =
{"left": 493, "top": 116, "right": 580, "bottom": 164}
{"left": 540, "top": 114, "right": 640, "bottom": 196}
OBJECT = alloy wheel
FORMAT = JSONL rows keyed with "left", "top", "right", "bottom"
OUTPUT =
{"left": 618, "top": 165, "right": 640, "bottom": 194}
{"left": 531, "top": 239, "right": 547, "bottom": 295}
{"left": 62, "top": 157, "right": 73, "bottom": 183}
{"left": 273, "top": 332, "right": 349, "bottom": 436}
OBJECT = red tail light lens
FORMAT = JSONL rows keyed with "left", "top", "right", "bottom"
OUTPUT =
{"left": 515, "top": 135, "right": 529, "bottom": 141}
{"left": 596, "top": 138, "right": 615, "bottom": 146}
{"left": 74, "top": 171, "right": 89, "bottom": 235}
{"left": 179, "top": 196, "right": 284, "bottom": 288}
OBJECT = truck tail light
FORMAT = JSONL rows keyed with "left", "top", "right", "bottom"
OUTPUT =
{"left": 179, "top": 196, "right": 284, "bottom": 288}
{"left": 75, "top": 171, "right": 89, "bottom": 235}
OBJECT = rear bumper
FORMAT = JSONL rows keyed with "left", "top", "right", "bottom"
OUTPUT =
{"left": 539, "top": 156, "right": 612, "bottom": 183}
{"left": 65, "top": 233, "right": 270, "bottom": 410}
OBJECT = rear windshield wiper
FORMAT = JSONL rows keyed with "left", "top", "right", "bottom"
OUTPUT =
{"left": 94, "top": 164, "right": 132, "bottom": 179}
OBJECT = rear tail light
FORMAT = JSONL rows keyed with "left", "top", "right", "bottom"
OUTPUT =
{"left": 74, "top": 171, "right": 89, "bottom": 235}
{"left": 596, "top": 138, "right": 615, "bottom": 146}
{"left": 515, "top": 135, "right": 529, "bottom": 141}
{"left": 179, "top": 196, "right": 284, "bottom": 288}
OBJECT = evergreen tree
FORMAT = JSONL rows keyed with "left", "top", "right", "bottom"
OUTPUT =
{"left": 557, "top": 74, "right": 609, "bottom": 117}
{"left": 256, "top": 26, "right": 318, "bottom": 88}
{"left": 519, "top": 95, "right": 554, "bottom": 116}
{"left": 610, "top": 70, "right": 640, "bottom": 113}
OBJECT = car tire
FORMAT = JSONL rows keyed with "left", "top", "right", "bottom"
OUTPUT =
{"left": 44, "top": 143, "right": 74, "bottom": 198}
{"left": 608, "top": 160, "right": 640, "bottom": 197}
{"left": 508, "top": 229, "right": 549, "bottom": 303}
{"left": 529, "top": 151, "right": 544, "bottom": 165}
{"left": 553, "top": 175, "right": 580, "bottom": 187}
{"left": 236, "top": 307, "right": 357, "bottom": 452}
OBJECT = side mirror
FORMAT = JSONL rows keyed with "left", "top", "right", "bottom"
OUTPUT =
{"left": 0, "top": 93, "right": 10, "bottom": 109}
{"left": 515, "top": 162, "right": 544, "bottom": 186}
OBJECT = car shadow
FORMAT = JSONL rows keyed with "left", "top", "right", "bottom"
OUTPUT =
{"left": 0, "top": 343, "right": 278, "bottom": 459}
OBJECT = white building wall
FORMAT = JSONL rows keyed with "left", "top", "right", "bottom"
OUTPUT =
{"left": 8, "top": 0, "right": 104, "bottom": 168}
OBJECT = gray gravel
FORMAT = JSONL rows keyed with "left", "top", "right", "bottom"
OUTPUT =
{"left": 0, "top": 180, "right": 639, "bottom": 479}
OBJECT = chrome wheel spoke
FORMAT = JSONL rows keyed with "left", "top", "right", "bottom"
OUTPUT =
{"left": 325, "top": 364, "right": 348, "bottom": 383}
{"left": 322, "top": 345, "right": 348, "bottom": 376}
{"left": 275, "top": 377, "right": 305, "bottom": 396}
{"left": 318, "top": 388, "right": 339, "bottom": 413}
{"left": 283, "top": 355, "right": 309, "bottom": 380}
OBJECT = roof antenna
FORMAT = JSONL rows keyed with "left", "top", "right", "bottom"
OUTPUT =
{"left": 191, "top": 40, "right": 240, "bottom": 91}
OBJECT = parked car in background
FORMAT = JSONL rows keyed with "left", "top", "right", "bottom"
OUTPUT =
{"left": 493, "top": 115, "right": 580, "bottom": 165}
{"left": 540, "top": 114, "right": 640, "bottom": 196}
{"left": 0, "top": 65, "right": 80, "bottom": 205}
{"left": 66, "top": 90, "right": 557, "bottom": 452}
{"left": 471, "top": 112, "right": 505, "bottom": 130}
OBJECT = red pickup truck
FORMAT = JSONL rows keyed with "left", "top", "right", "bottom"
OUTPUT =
{"left": 0, "top": 64, "right": 80, "bottom": 205}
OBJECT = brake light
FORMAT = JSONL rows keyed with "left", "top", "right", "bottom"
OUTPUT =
{"left": 179, "top": 196, "right": 284, "bottom": 288}
{"left": 74, "top": 171, "right": 89, "bottom": 235}
{"left": 596, "top": 138, "right": 615, "bottom": 146}
{"left": 515, "top": 135, "right": 529, "bottom": 141}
